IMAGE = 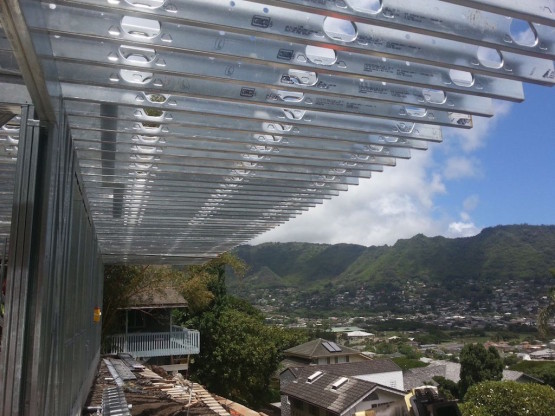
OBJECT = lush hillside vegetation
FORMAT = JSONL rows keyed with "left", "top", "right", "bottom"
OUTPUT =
{"left": 228, "top": 225, "right": 555, "bottom": 313}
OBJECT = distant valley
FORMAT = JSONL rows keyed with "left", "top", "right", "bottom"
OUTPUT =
{"left": 228, "top": 225, "right": 555, "bottom": 319}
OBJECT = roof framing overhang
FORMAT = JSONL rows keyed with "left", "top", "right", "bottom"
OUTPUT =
{"left": 0, "top": 0, "right": 553, "bottom": 264}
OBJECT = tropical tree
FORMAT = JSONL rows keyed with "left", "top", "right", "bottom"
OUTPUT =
{"left": 178, "top": 253, "right": 307, "bottom": 408}
{"left": 432, "top": 375, "right": 460, "bottom": 400}
{"left": 458, "top": 343, "right": 503, "bottom": 398}
{"left": 459, "top": 380, "right": 555, "bottom": 416}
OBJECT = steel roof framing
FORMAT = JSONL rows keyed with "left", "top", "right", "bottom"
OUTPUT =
{"left": 0, "top": 0, "right": 553, "bottom": 264}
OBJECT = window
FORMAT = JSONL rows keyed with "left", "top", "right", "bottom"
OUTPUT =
{"left": 346, "top": 356, "right": 350, "bottom": 363}
{"left": 327, "top": 357, "right": 331, "bottom": 364}
{"left": 334, "top": 356, "right": 339, "bottom": 363}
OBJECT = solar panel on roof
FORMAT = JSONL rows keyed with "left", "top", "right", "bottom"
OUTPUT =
{"left": 322, "top": 341, "right": 342, "bottom": 352}
{"left": 322, "top": 341, "right": 334, "bottom": 352}
{"left": 329, "top": 341, "right": 342, "bottom": 352}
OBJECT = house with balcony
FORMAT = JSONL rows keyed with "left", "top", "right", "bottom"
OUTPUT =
{"left": 104, "top": 286, "right": 199, "bottom": 371}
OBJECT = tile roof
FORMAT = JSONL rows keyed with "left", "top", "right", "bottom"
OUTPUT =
{"left": 284, "top": 338, "right": 362, "bottom": 359}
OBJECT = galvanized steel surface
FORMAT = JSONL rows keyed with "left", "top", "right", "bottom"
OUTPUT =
{"left": 0, "top": 108, "right": 104, "bottom": 416}
{"left": 0, "top": 1, "right": 553, "bottom": 264}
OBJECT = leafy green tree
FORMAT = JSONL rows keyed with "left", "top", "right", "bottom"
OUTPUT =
{"left": 374, "top": 341, "right": 396, "bottom": 355}
{"left": 459, "top": 381, "right": 555, "bottom": 416}
{"left": 509, "top": 360, "right": 555, "bottom": 388}
{"left": 502, "top": 353, "right": 519, "bottom": 368}
{"left": 398, "top": 342, "right": 421, "bottom": 359}
{"left": 459, "top": 343, "right": 503, "bottom": 397}
{"left": 432, "top": 376, "right": 460, "bottom": 400}
{"left": 102, "top": 265, "right": 184, "bottom": 342}
{"left": 538, "top": 268, "right": 555, "bottom": 339}
{"left": 181, "top": 253, "right": 306, "bottom": 408}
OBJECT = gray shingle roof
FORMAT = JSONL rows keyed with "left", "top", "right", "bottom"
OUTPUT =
{"left": 502, "top": 369, "right": 544, "bottom": 384}
{"left": 284, "top": 338, "right": 363, "bottom": 359}
{"left": 303, "top": 359, "right": 402, "bottom": 377}
{"left": 502, "top": 369, "right": 524, "bottom": 381}
{"left": 281, "top": 367, "right": 377, "bottom": 414}
{"left": 403, "top": 365, "right": 446, "bottom": 391}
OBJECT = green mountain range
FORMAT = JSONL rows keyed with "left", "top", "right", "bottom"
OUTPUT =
{"left": 228, "top": 225, "right": 555, "bottom": 313}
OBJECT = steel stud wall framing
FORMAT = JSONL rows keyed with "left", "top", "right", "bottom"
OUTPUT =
{"left": 0, "top": 106, "right": 103, "bottom": 416}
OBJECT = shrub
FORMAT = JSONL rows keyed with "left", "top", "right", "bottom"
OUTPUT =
{"left": 460, "top": 380, "right": 555, "bottom": 416}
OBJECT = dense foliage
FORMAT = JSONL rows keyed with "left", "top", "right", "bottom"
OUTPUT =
{"left": 391, "top": 357, "right": 428, "bottom": 371}
{"left": 459, "top": 344, "right": 503, "bottom": 397}
{"left": 102, "top": 265, "right": 182, "bottom": 342}
{"left": 432, "top": 376, "right": 460, "bottom": 400}
{"left": 509, "top": 360, "right": 555, "bottom": 388}
{"left": 459, "top": 381, "right": 555, "bottom": 416}
{"left": 178, "top": 255, "right": 307, "bottom": 408}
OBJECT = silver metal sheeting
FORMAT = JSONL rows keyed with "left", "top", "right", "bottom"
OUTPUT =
{"left": 0, "top": 0, "right": 553, "bottom": 263}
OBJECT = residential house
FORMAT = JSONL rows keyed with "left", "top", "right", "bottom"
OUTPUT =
{"left": 331, "top": 326, "right": 366, "bottom": 334}
{"left": 484, "top": 341, "right": 512, "bottom": 354}
{"left": 347, "top": 331, "right": 375, "bottom": 344}
{"left": 104, "top": 286, "right": 200, "bottom": 369}
{"left": 281, "top": 367, "right": 406, "bottom": 416}
{"left": 282, "top": 338, "right": 370, "bottom": 367}
{"left": 529, "top": 348, "right": 555, "bottom": 360}
{"left": 282, "top": 360, "right": 404, "bottom": 392}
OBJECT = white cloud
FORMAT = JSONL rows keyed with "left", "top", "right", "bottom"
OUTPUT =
{"left": 446, "top": 195, "right": 482, "bottom": 238}
{"left": 443, "top": 156, "right": 482, "bottom": 180}
{"left": 445, "top": 100, "right": 512, "bottom": 152}
{"left": 249, "top": 150, "right": 448, "bottom": 246}
{"left": 247, "top": 99, "right": 514, "bottom": 248}
{"left": 446, "top": 220, "right": 481, "bottom": 238}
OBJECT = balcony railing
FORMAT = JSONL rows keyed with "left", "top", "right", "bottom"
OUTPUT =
{"left": 105, "top": 327, "right": 200, "bottom": 358}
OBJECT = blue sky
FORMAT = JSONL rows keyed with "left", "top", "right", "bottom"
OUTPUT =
{"left": 250, "top": 83, "right": 554, "bottom": 246}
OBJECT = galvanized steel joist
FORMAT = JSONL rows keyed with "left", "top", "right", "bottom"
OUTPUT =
{"left": 0, "top": 0, "right": 553, "bottom": 262}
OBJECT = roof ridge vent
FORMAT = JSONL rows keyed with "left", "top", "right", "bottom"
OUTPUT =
{"left": 331, "top": 377, "right": 349, "bottom": 390}
{"left": 307, "top": 371, "right": 323, "bottom": 383}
